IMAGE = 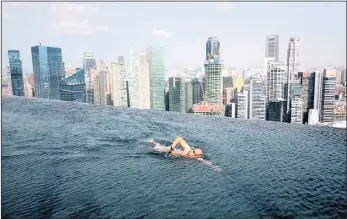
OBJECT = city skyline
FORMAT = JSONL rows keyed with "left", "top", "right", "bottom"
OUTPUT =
{"left": 2, "top": 2, "right": 346, "bottom": 73}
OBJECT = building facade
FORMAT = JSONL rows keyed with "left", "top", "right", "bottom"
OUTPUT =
{"left": 266, "top": 99, "right": 288, "bottom": 122}
{"left": 169, "top": 77, "right": 186, "bottom": 113}
{"left": 289, "top": 82, "right": 304, "bottom": 124}
{"left": 237, "top": 91, "right": 249, "bottom": 119}
{"left": 320, "top": 70, "right": 336, "bottom": 123}
{"left": 206, "top": 37, "right": 220, "bottom": 60}
{"left": 8, "top": 50, "right": 24, "bottom": 96}
{"left": 192, "top": 77, "right": 205, "bottom": 104}
{"left": 250, "top": 78, "right": 266, "bottom": 120}
{"left": 111, "top": 58, "right": 128, "bottom": 107}
{"left": 31, "top": 45, "right": 64, "bottom": 99}
{"left": 185, "top": 79, "right": 193, "bottom": 112}
{"left": 204, "top": 59, "right": 223, "bottom": 105}
{"left": 265, "top": 35, "right": 279, "bottom": 62}
{"left": 266, "top": 62, "right": 286, "bottom": 100}
{"left": 59, "top": 69, "right": 86, "bottom": 102}
{"left": 147, "top": 47, "right": 165, "bottom": 110}
{"left": 298, "top": 72, "right": 316, "bottom": 124}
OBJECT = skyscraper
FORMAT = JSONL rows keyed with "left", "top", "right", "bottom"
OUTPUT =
{"left": 83, "top": 52, "right": 97, "bottom": 104}
{"left": 205, "top": 60, "right": 223, "bottom": 105}
{"left": 289, "top": 82, "right": 304, "bottom": 124}
{"left": 320, "top": 69, "right": 336, "bottom": 123}
{"left": 266, "top": 99, "right": 288, "bottom": 122}
{"left": 128, "top": 50, "right": 151, "bottom": 109}
{"left": 169, "top": 77, "right": 186, "bottom": 113}
{"left": 265, "top": 35, "right": 279, "bottom": 62}
{"left": 206, "top": 37, "right": 220, "bottom": 60}
{"left": 286, "top": 37, "right": 300, "bottom": 112}
{"left": 8, "top": 50, "right": 24, "bottom": 96}
{"left": 111, "top": 58, "right": 128, "bottom": 107}
{"left": 236, "top": 91, "right": 249, "bottom": 119}
{"left": 250, "top": 78, "right": 266, "bottom": 120}
{"left": 31, "top": 45, "right": 64, "bottom": 99}
{"left": 192, "top": 77, "right": 205, "bottom": 104}
{"left": 59, "top": 69, "right": 86, "bottom": 102}
{"left": 147, "top": 46, "right": 165, "bottom": 110}
{"left": 298, "top": 72, "right": 316, "bottom": 124}
{"left": 222, "top": 76, "right": 233, "bottom": 90}
{"left": 266, "top": 62, "right": 286, "bottom": 100}
{"left": 185, "top": 79, "right": 193, "bottom": 112}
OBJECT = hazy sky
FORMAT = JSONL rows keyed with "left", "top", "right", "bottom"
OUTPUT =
{"left": 2, "top": 2, "right": 346, "bottom": 73}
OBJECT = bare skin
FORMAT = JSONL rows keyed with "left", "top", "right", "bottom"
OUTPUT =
{"left": 146, "top": 137, "right": 204, "bottom": 160}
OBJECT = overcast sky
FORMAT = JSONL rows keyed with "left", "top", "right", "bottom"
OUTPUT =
{"left": 2, "top": 2, "right": 346, "bottom": 73}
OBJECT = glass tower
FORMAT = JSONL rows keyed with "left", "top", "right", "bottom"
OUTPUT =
{"left": 83, "top": 52, "right": 97, "bottom": 104}
{"left": 206, "top": 37, "right": 220, "bottom": 60}
{"left": 147, "top": 46, "right": 165, "bottom": 110}
{"left": 59, "top": 69, "right": 86, "bottom": 102}
{"left": 31, "top": 46, "right": 64, "bottom": 99}
{"left": 8, "top": 50, "right": 24, "bottom": 96}
{"left": 169, "top": 77, "right": 186, "bottom": 113}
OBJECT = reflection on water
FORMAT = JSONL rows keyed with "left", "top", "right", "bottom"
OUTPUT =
{"left": 2, "top": 96, "right": 346, "bottom": 219}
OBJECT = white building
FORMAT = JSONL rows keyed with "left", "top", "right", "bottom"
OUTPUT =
{"left": 204, "top": 59, "right": 223, "bottom": 105}
{"left": 287, "top": 37, "right": 300, "bottom": 81}
{"left": 266, "top": 62, "right": 286, "bottom": 100}
{"left": 308, "top": 109, "right": 319, "bottom": 125}
{"left": 128, "top": 50, "right": 151, "bottom": 109}
{"left": 265, "top": 35, "right": 279, "bottom": 62}
{"left": 250, "top": 78, "right": 266, "bottom": 120}
{"left": 111, "top": 59, "right": 128, "bottom": 107}
{"left": 237, "top": 91, "right": 249, "bottom": 119}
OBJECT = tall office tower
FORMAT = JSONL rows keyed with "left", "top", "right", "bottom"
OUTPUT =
{"left": 128, "top": 50, "right": 151, "bottom": 109}
{"left": 289, "top": 82, "right": 304, "bottom": 124}
{"left": 250, "top": 78, "right": 266, "bottom": 120}
{"left": 59, "top": 69, "right": 86, "bottom": 102}
{"left": 31, "top": 45, "right": 64, "bottom": 99}
{"left": 314, "top": 70, "right": 323, "bottom": 112}
{"left": 341, "top": 68, "right": 346, "bottom": 85}
{"left": 320, "top": 69, "right": 336, "bottom": 123}
{"left": 147, "top": 46, "right": 165, "bottom": 110}
{"left": 266, "top": 62, "right": 286, "bottom": 100}
{"left": 286, "top": 37, "right": 300, "bottom": 111}
{"left": 298, "top": 72, "right": 316, "bottom": 123}
{"left": 205, "top": 60, "right": 223, "bottom": 105}
{"left": 236, "top": 91, "right": 249, "bottom": 119}
{"left": 169, "top": 77, "right": 186, "bottom": 113}
{"left": 206, "top": 37, "right": 220, "bottom": 60}
{"left": 97, "top": 61, "right": 106, "bottom": 105}
{"left": 83, "top": 52, "right": 97, "bottom": 104}
{"left": 225, "top": 103, "right": 236, "bottom": 118}
{"left": 185, "top": 79, "right": 193, "bottom": 112}
{"left": 8, "top": 50, "right": 24, "bottom": 96}
{"left": 265, "top": 35, "right": 279, "bottom": 62}
{"left": 222, "top": 76, "right": 233, "bottom": 89}
{"left": 111, "top": 58, "right": 128, "bottom": 107}
{"left": 94, "top": 75, "right": 101, "bottom": 104}
{"left": 192, "top": 77, "right": 205, "bottom": 104}
{"left": 266, "top": 99, "right": 288, "bottom": 122}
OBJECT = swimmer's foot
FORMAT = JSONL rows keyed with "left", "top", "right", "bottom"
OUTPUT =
{"left": 145, "top": 139, "right": 156, "bottom": 145}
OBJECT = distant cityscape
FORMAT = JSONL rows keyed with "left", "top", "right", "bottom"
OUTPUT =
{"left": 2, "top": 35, "right": 346, "bottom": 128}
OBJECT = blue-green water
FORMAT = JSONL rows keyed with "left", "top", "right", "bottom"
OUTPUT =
{"left": 2, "top": 96, "right": 346, "bottom": 219}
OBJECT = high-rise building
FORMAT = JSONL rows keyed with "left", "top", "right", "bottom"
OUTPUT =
{"left": 225, "top": 103, "right": 236, "bottom": 118}
{"left": 289, "top": 82, "right": 303, "bottom": 124}
{"left": 83, "top": 52, "right": 97, "bottom": 104}
{"left": 192, "top": 77, "right": 205, "bottom": 104}
{"left": 266, "top": 99, "right": 288, "bottom": 122}
{"left": 314, "top": 70, "right": 323, "bottom": 112}
{"left": 59, "top": 69, "right": 86, "bottom": 102}
{"left": 205, "top": 59, "right": 223, "bottom": 105}
{"left": 111, "top": 57, "right": 128, "bottom": 107}
{"left": 23, "top": 75, "right": 34, "bottom": 97}
{"left": 147, "top": 46, "right": 165, "bottom": 110}
{"left": 265, "top": 35, "right": 279, "bottom": 62}
{"left": 320, "top": 69, "right": 336, "bottom": 123}
{"left": 298, "top": 72, "right": 316, "bottom": 124}
{"left": 31, "top": 45, "right": 64, "bottom": 99}
{"left": 8, "top": 50, "right": 24, "bottom": 96}
{"left": 250, "top": 78, "right": 266, "bottom": 120}
{"left": 128, "top": 50, "right": 151, "bottom": 109}
{"left": 185, "top": 79, "right": 193, "bottom": 112}
{"left": 236, "top": 91, "right": 249, "bottom": 119}
{"left": 27, "top": 73, "right": 35, "bottom": 96}
{"left": 96, "top": 61, "right": 107, "bottom": 105}
{"left": 169, "top": 77, "right": 186, "bottom": 113}
{"left": 286, "top": 37, "right": 300, "bottom": 112}
{"left": 206, "top": 37, "right": 220, "bottom": 61}
{"left": 266, "top": 62, "right": 286, "bottom": 100}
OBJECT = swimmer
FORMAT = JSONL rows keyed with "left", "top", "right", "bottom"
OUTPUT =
{"left": 146, "top": 136, "right": 204, "bottom": 160}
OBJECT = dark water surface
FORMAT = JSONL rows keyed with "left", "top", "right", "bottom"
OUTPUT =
{"left": 2, "top": 96, "right": 346, "bottom": 219}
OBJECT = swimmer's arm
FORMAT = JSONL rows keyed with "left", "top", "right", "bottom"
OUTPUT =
{"left": 170, "top": 136, "right": 192, "bottom": 151}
